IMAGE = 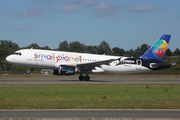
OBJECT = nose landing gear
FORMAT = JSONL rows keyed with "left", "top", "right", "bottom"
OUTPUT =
{"left": 25, "top": 69, "right": 31, "bottom": 77}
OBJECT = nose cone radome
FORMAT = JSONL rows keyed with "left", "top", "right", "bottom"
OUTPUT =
{"left": 6, "top": 56, "right": 12, "bottom": 63}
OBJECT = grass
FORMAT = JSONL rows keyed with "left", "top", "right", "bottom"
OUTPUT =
{"left": 0, "top": 85, "right": 180, "bottom": 109}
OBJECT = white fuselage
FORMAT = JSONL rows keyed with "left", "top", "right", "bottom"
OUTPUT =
{"left": 6, "top": 49, "right": 151, "bottom": 74}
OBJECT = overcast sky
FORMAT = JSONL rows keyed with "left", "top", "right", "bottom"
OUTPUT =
{"left": 1, "top": 0, "right": 180, "bottom": 51}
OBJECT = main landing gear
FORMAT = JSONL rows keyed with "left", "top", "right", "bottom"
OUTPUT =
{"left": 79, "top": 73, "right": 90, "bottom": 81}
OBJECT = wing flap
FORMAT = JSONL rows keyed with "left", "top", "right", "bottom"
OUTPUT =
{"left": 77, "top": 58, "right": 121, "bottom": 72}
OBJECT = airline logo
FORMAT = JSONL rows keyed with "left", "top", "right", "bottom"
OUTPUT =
{"left": 152, "top": 39, "right": 168, "bottom": 59}
{"left": 140, "top": 34, "right": 170, "bottom": 62}
{"left": 34, "top": 53, "right": 82, "bottom": 62}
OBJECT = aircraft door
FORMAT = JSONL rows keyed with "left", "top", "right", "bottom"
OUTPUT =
{"left": 136, "top": 59, "right": 142, "bottom": 70}
{"left": 27, "top": 50, "right": 38, "bottom": 66}
{"left": 27, "top": 50, "right": 33, "bottom": 61}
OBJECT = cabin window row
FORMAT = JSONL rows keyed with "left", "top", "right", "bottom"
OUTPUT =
{"left": 82, "top": 59, "right": 100, "bottom": 62}
{"left": 82, "top": 59, "right": 119, "bottom": 64}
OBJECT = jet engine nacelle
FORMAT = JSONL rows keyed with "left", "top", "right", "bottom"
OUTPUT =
{"left": 53, "top": 65, "right": 75, "bottom": 75}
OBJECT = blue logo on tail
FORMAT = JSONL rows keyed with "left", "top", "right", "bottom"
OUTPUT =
{"left": 140, "top": 34, "right": 171, "bottom": 61}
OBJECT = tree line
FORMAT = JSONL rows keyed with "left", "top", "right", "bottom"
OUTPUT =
{"left": 0, "top": 40, "right": 180, "bottom": 73}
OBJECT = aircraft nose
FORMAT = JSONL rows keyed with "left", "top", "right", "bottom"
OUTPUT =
{"left": 6, "top": 56, "right": 12, "bottom": 63}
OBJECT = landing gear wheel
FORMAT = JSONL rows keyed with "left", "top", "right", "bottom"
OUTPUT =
{"left": 79, "top": 75, "right": 84, "bottom": 81}
{"left": 25, "top": 69, "right": 30, "bottom": 77}
{"left": 84, "top": 76, "right": 90, "bottom": 81}
{"left": 25, "top": 73, "right": 30, "bottom": 77}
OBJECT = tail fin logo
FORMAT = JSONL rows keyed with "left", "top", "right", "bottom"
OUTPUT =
{"left": 140, "top": 34, "right": 171, "bottom": 61}
{"left": 153, "top": 39, "right": 169, "bottom": 59}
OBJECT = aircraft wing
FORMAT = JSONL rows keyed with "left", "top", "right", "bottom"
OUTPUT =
{"left": 77, "top": 58, "right": 121, "bottom": 72}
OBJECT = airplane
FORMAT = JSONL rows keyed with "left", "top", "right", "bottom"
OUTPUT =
{"left": 6, "top": 34, "right": 173, "bottom": 81}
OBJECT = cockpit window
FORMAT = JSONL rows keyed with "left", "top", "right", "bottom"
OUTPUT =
{"left": 13, "top": 52, "right": 22, "bottom": 56}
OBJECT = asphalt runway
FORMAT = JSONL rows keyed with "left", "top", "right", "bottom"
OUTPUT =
{"left": 0, "top": 77, "right": 180, "bottom": 84}
{"left": 0, "top": 110, "right": 180, "bottom": 119}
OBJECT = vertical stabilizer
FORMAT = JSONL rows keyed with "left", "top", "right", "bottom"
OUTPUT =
{"left": 140, "top": 34, "right": 171, "bottom": 61}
